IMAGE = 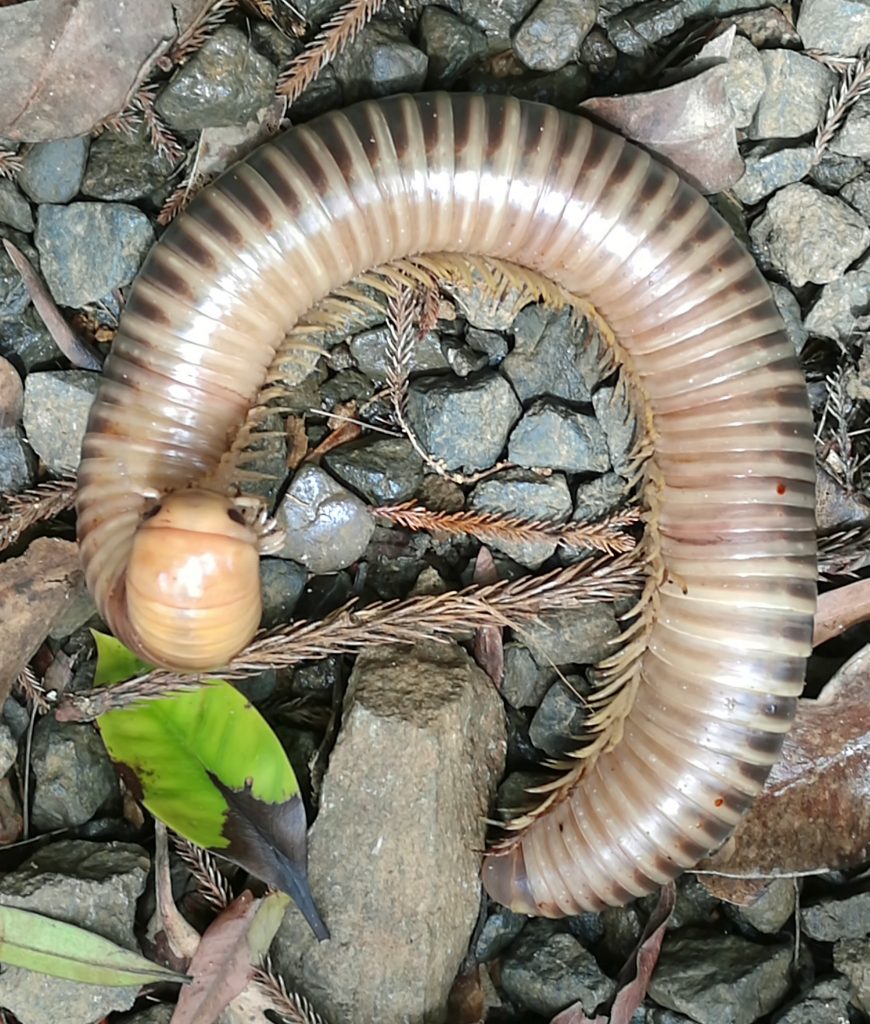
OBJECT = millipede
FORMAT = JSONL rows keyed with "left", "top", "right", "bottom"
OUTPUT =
{"left": 75, "top": 92, "right": 817, "bottom": 917}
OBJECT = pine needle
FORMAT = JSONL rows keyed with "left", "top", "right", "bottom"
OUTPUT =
{"left": 55, "top": 556, "right": 645, "bottom": 721}
{"left": 275, "top": 0, "right": 388, "bottom": 104}
{"left": 813, "top": 44, "right": 870, "bottom": 162}
{"left": 372, "top": 502, "right": 641, "bottom": 555}
{"left": 0, "top": 476, "right": 77, "bottom": 554}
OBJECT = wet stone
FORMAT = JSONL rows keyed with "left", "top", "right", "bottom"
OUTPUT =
{"left": 35, "top": 201, "right": 154, "bottom": 307}
{"left": 499, "top": 920, "right": 615, "bottom": 1017}
{"left": 418, "top": 6, "right": 488, "bottom": 86}
{"left": 731, "top": 878, "right": 796, "bottom": 935}
{"left": 725, "top": 35, "right": 765, "bottom": 129}
{"left": 0, "top": 179, "right": 33, "bottom": 232}
{"left": 275, "top": 464, "right": 375, "bottom": 573}
{"left": 770, "top": 282, "right": 808, "bottom": 355}
{"left": 801, "top": 890, "right": 870, "bottom": 941}
{"left": 470, "top": 468, "right": 572, "bottom": 567}
{"left": 503, "top": 305, "right": 598, "bottom": 403}
{"left": 804, "top": 266, "right": 870, "bottom": 344}
{"left": 419, "top": 472, "right": 465, "bottom": 511}
{"left": 732, "top": 146, "right": 815, "bottom": 205}
{"left": 649, "top": 929, "right": 792, "bottom": 1024}
{"left": 350, "top": 324, "right": 447, "bottom": 382}
{"left": 830, "top": 96, "right": 870, "bottom": 160}
{"left": 332, "top": 23, "right": 428, "bottom": 101}
{"left": 749, "top": 184, "right": 870, "bottom": 288}
{"left": 259, "top": 558, "right": 308, "bottom": 628}
{"left": 322, "top": 436, "right": 424, "bottom": 505}
{"left": 797, "top": 0, "right": 870, "bottom": 57}
{"left": 509, "top": 398, "right": 610, "bottom": 474}
{"left": 156, "top": 27, "right": 277, "bottom": 130}
{"left": 502, "top": 640, "right": 556, "bottom": 707}
{"left": 529, "top": 675, "right": 590, "bottom": 756}
{"left": 22, "top": 370, "right": 99, "bottom": 473}
{"left": 17, "top": 136, "right": 89, "bottom": 204}
{"left": 0, "top": 306, "right": 64, "bottom": 371}
{"left": 0, "top": 840, "right": 149, "bottom": 1024}
{"left": 521, "top": 604, "right": 619, "bottom": 666}
{"left": 0, "top": 428, "right": 35, "bottom": 492}
{"left": 476, "top": 907, "right": 528, "bottom": 961}
{"left": 513, "top": 0, "right": 598, "bottom": 72}
{"left": 82, "top": 125, "right": 181, "bottom": 201}
{"left": 772, "top": 977, "right": 852, "bottom": 1024}
{"left": 407, "top": 370, "right": 521, "bottom": 473}
{"left": 749, "top": 50, "right": 836, "bottom": 140}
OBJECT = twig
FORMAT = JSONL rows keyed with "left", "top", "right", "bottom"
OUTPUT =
{"left": 0, "top": 476, "right": 77, "bottom": 554}
{"left": 813, "top": 44, "right": 870, "bottom": 162}
{"left": 276, "top": 0, "right": 388, "bottom": 104}
{"left": 372, "top": 502, "right": 641, "bottom": 555}
{"left": 55, "top": 555, "right": 645, "bottom": 720}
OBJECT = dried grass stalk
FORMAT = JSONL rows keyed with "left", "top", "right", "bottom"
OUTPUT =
{"left": 252, "top": 963, "right": 329, "bottom": 1024}
{"left": 0, "top": 477, "right": 77, "bottom": 554}
{"left": 171, "top": 835, "right": 232, "bottom": 911}
{"left": 814, "top": 44, "right": 870, "bottom": 161}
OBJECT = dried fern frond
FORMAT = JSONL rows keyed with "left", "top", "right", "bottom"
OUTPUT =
{"left": 172, "top": 835, "right": 232, "bottom": 910}
{"left": 161, "top": 0, "right": 240, "bottom": 68}
{"left": 92, "top": 105, "right": 142, "bottom": 137}
{"left": 372, "top": 502, "right": 641, "bottom": 555}
{"left": 817, "top": 366, "right": 863, "bottom": 492}
{"left": 818, "top": 523, "right": 870, "bottom": 577}
{"left": 56, "top": 555, "right": 646, "bottom": 721}
{"left": 133, "top": 85, "right": 186, "bottom": 164}
{"left": 0, "top": 148, "right": 23, "bottom": 179}
{"left": 252, "top": 963, "right": 330, "bottom": 1024}
{"left": 276, "top": 0, "right": 387, "bottom": 104}
{"left": 15, "top": 665, "right": 50, "bottom": 713}
{"left": 813, "top": 44, "right": 870, "bottom": 162}
{"left": 0, "top": 476, "right": 77, "bottom": 554}
{"left": 243, "top": 0, "right": 306, "bottom": 35}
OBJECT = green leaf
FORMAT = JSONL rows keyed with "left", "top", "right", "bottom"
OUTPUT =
{"left": 91, "top": 630, "right": 152, "bottom": 687}
{"left": 0, "top": 904, "right": 186, "bottom": 986}
{"left": 93, "top": 633, "right": 328, "bottom": 941}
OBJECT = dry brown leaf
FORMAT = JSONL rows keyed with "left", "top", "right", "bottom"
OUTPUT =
{"left": 698, "top": 647, "right": 870, "bottom": 895}
{"left": 285, "top": 415, "right": 309, "bottom": 471}
{"left": 305, "top": 418, "right": 363, "bottom": 462}
{"left": 580, "top": 28, "right": 742, "bottom": 193}
{"left": 0, "top": 0, "right": 176, "bottom": 141}
{"left": 551, "top": 884, "right": 675, "bottom": 1024}
{"left": 471, "top": 547, "right": 504, "bottom": 687}
{"left": 814, "top": 578, "right": 870, "bottom": 646}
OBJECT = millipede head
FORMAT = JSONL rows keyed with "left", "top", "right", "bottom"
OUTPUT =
{"left": 125, "top": 488, "right": 262, "bottom": 671}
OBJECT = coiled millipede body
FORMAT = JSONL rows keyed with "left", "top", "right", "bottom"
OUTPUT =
{"left": 76, "top": 92, "right": 817, "bottom": 916}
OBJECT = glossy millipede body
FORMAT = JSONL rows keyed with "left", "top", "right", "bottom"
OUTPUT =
{"left": 76, "top": 93, "right": 817, "bottom": 915}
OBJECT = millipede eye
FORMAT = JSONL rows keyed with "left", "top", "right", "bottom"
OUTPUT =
{"left": 142, "top": 503, "right": 163, "bottom": 520}
{"left": 227, "top": 507, "right": 246, "bottom": 525}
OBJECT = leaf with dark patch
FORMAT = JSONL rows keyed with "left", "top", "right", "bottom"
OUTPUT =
{"left": 698, "top": 647, "right": 870, "bottom": 901}
{"left": 93, "top": 632, "right": 328, "bottom": 941}
{"left": 581, "top": 28, "right": 743, "bottom": 193}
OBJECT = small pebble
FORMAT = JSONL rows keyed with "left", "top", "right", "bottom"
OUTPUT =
{"left": 801, "top": 890, "right": 870, "bottom": 942}
{"left": 830, "top": 96, "right": 870, "bottom": 160}
{"left": 748, "top": 50, "right": 836, "bottom": 140}
{"left": 732, "top": 147, "right": 814, "bottom": 205}
{"left": 82, "top": 125, "right": 180, "bottom": 201}
{"left": 17, "top": 136, "right": 89, "bottom": 204}
{"left": 350, "top": 324, "right": 447, "bottom": 382}
{"left": 521, "top": 604, "right": 619, "bottom": 666}
{"left": 475, "top": 907, "right": 528, "bottom": 961}
{"left": 509, "top": 398, "right": 610, "bottom": 474}
{"left": 502, "top": 641, "right": 556, "bottom": 707}
{"left": 418, "top": 7, "right": 488, "bottom": 86}
{"left": 513, "top": 0, "right": 598, "bottom": 73}
{"left": 22, "top": 370, "right": 99, "bottom": 472}
{"left": 332, "top": 23, "right": 428, "bottom": 101}
{"left": 503, "top": 305, "right": 597, "bottom": 404}
{"left": 259, "top": 558, "right": 309, "bottom": 628}
{"left": 725, "top": 36, "right": 765, "bottom": 130}
{"left": 0, "top": 179, "right": 34, "bottom": 232}
{"left": 804, "top": 266, "right": 870, "bottom": 344}
{"left": 731, "top": 878, "right": 796, "bottom": 935}
{"left": 323, "top": 436, "right": 424, "bottom": 505}
{"left": 797, "top": 0, "right": 870, "bottom": 57}
{"left": 529, "top": 675, "right": 590, "bottom": 756}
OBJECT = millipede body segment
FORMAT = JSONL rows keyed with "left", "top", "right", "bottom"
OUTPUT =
{"left": 76, "top": 93, "right": 817, "bottom": 916}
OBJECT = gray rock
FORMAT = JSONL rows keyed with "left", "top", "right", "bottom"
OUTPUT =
{"left": 407, "top": 370, "right": 521, "bottom": 472}
{"left": 809, "top": 152, "right": 866, "bottom": 189}
{"left": 599, "top": 903, "right": 643, "bottom": 964}
{"left": 0, "top": 306, "right": 63, "bottom": 370}
{"left": 521, "top": 604, "right": 619, "bottom": 666}
{"left": 513, "top": 0, "right": 598, "bottom": 72}
{"left": 0, "top": 229, "right": 35, "bottom": 320}
{"left": 804, "top": 266, "right": 870, "bottom": 343}
{"left": 649, "top": 929, "right": 792, "bottom": 1024}
{"left": 273, "top": 641, "right": 505, "bottom": 1024}
{"left": 732, "top": 146, "right": 814, "bottom": 205}
{"left": 801, "top": 890, "right": 870, "bottom": 941}
{"left": 444, "top": 341, "right": 488, "bottom": 376}
{"left": 529, "top": 675, "right": 590, "bottom": 756}
{"left": 323, "top": 436, "right": 424, "bottom": 504}
{"left": 566, "top": 910, "right": 605, "bottom": 947}
{"left": 593, "top": 382, "right": 638, "bottom": 478}
{"left": 833, "top": 936, "right": 870, "bottom": 1014}
{"left": 669, "top": 875, "right": 720, "bottom": 930}
{"left": 830, "top": 96, "right": 870, "bottom": 159}
{"left": 579, "top": 28, "right": 618, "bottom": 76}
{"left": 458, "top": 0, "right": 538, "bottom": 39}
{"left": 509, "top": 398, "right": 610, "bottom": 474}
{"left": 573, "top": 472, "right": 630, "bottom": 521}
{"left": 0, "top": 179, "right": 33, "bottom": 232}
{"left": 320, "top": 368, "right": 373, "bottom": 409}
{"left": 17, "top": 136, "right": 89, "bottom": 204}
{"left": 732, "top": 878, "right": 795, "bottom": 935}
{"left": 333, "top": 23, "right": 428, "bottom": 101}
{"left": 502, "top": 640, "right": 556, "bottom": 707}
{"left": 35, "top": 202, "right": 153, "bottom": 307}
{"left": 0, "top": 428, "right": 35, "bottom": 492}
{"left": 470, "top": 467, "right": 572, "bottom": 567}
{"left": 292, "top": 654, "right": 346, "bottom": 695}
{"left": 797, "top": 0, "right": 870, "bottom": 57}
{"left": 497, "top": 769, "right": 549, "bottom": 819}
{"left": 350, "top": 324, "right": 447, "bottom": 382}
{"left": 0, "top": 719, "right": 18, "bottom": 776}
{"left": 770, "top": 282, "right": 808, "bottom": 355}
{"left": 260, "top": 558, "right": 308, "bottom": 628}
{"left": 275, "top": 463, "right": 375, "bottom": 573}
{"left": 251, "top": 19, "right": 301, "bottom": 66}
{"left": 772, "top": 977, "right": 852, "bottom": 1024}
{"left": 290, "top": 64, "right": 344, "bottom": 121}
{"left": 82, "top": 125, "right": 180, "bottom": 201}
{"left": 418, "top": 7, "right": 488, "bottom": 86}
{"left": 725, "top": 36, "right": 765, "bottom": 129}
{"left": 157, "top": 27, "right": 277, "bottom": 130}
{"left": 475, "top": 907, "right": 528, "bottom": 961}
{"left": 749, "top": 50, "right": 836, "bottom": 140}
{"left": 842, "top": 174, "right": 870, "bottom": 222}
{"left": 0, "top": 840, "right": 149, "bottom": 1024}
{"left": 465, "top": 325, "right": 509, "bottom": 363}
{"left": 730, "top": 6, "right": 802, "bottom": 48}
{"left": 749, "top": 183, "right": 870, "bottom": 287}
{"left": 30, "top": 717, "right": 119, "bottom": 831}
{"left": 500, "top": 920, "right": 615, "bottom": 1017}
{"left": 607, "top": 0, "right": 688, "bottom": 56}
{"left": 23, "top": 370, "right": 99, "bottom": 473}
{"left": 503, "top": 305, "right": 599, "bottom": 403}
